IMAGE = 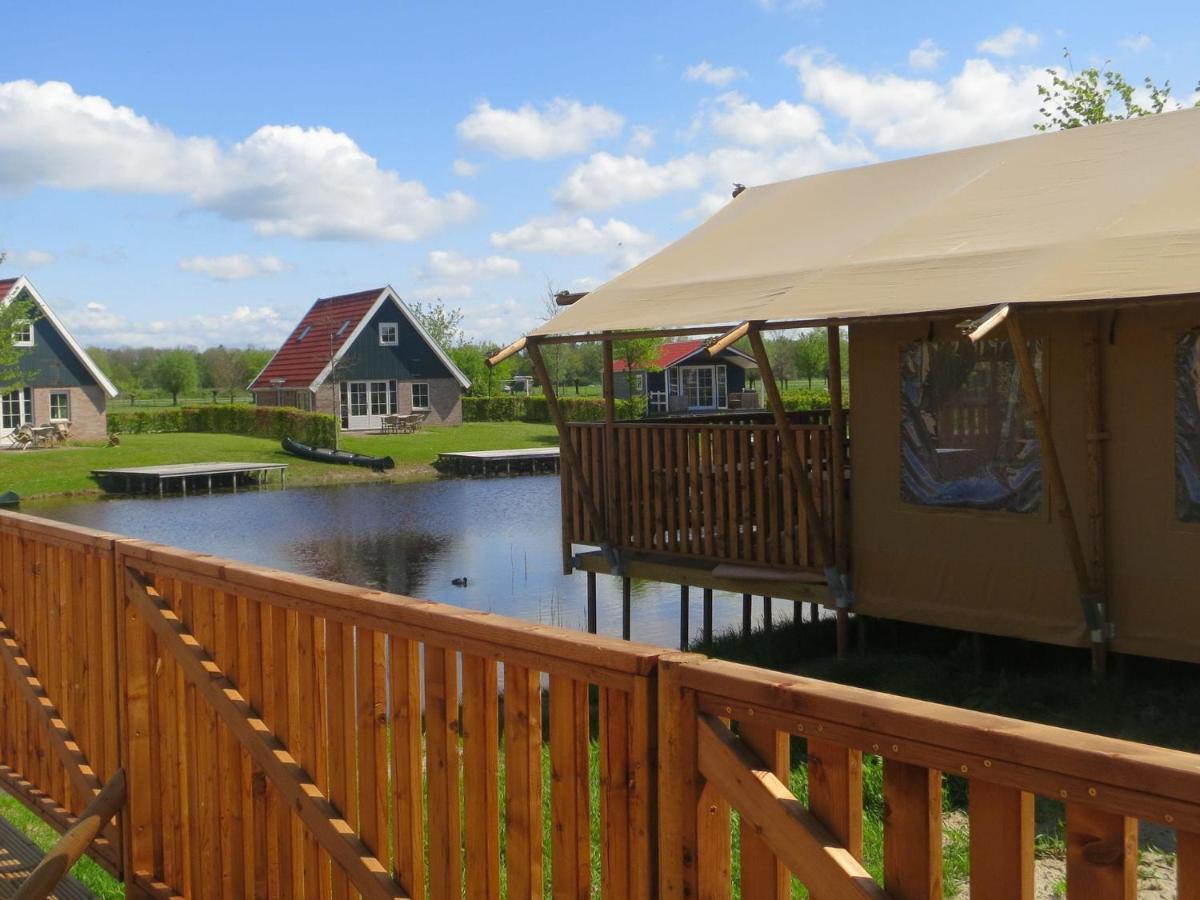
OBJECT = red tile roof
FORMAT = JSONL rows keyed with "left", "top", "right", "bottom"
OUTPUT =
{"left": 612, "top": 339, "right": 711, "bottom": 372}
{"left": 249, "top": 288, "right": 384, "bottom": 390}
{"left": 0, "top": 278, "right": 18, "bottom": 299}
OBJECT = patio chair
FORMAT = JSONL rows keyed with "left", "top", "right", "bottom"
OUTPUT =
{"left": 402, "top": 411, "right": 429, "bottom": 433}
{"left": 5, "top": 424, "right": 35, "bottom": 450}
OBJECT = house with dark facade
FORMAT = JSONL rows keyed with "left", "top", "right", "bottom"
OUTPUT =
{"left": 249, "top": 286, "right": 470, "bottom": 428}
{"left": 0, "top": 276, "right": 118, "bottom": 441}
{"left": 613, "top": 338, "right": 757, "bottom": 414}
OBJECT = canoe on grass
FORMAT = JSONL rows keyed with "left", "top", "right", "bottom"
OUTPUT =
{"left": 281, "top": 437, "right": 394, "bottom": 472}
{"left": 0, "top": 491, "right": 19, "bottom": 507}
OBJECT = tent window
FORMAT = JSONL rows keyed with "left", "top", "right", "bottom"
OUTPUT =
{"left": 1176, "top": 331, "right": 1200, "bottom": 522}
{"left": 900, "top": 337, "right": 1043, "bottom": 513}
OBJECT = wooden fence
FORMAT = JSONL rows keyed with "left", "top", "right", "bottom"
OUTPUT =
{"left": 0, "top": 510, "right": 1198, "bottom": 897}
{"left": 564, "top": 422, "right": 836, "bottom": 571}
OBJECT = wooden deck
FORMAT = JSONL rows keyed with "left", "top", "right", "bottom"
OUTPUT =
{"left": 90, "top": 462, "right": 288, "bottom": 495}
{"left": 0, "top": 816, "right": 93, "bottom": 899}
{"left": 434, "top": 445, "right": 559, "bottom": 476}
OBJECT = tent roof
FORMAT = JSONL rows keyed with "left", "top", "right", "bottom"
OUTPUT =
{"left": 532, "top": 108, "right": 1200, "bottom": 339}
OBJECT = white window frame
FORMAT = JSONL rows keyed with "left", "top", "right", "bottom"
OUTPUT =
{"left": 12, "top": 320, "right": 33, "bottom": 347}
{"left": 411, "top": 382, "right": 430, "bottom": 411}
{"left": 1, "top": 388, "right": 32, "bottom": 430}
{"left": 379, "top": 322, "right": 399, "bottom": 346}
{"left": 49, "top": 390, "right": 71, "bottom": 422}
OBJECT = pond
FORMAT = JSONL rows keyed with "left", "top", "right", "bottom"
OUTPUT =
{"left": 26, "top": 475, "right": 792, "bottom": 649}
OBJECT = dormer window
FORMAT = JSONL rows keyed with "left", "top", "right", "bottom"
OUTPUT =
{"left": 296, "top": 325, "right": 311, "bottom": 342}
{"left": 12, "top": 320, "right": 33, "bottom": 347}
{"left": 379, "top": 322, "right": 399, "bottom": 346}
{"left": 337, "top": 319, "right": 351, "bottom": 337}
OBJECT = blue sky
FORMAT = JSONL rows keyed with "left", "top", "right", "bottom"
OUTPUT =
{"left": 1, "top": 1, "right": 1196, "bottom": 348}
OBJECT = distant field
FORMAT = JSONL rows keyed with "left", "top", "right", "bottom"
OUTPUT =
{"left": 1, "top": 423, "right": 559, "bottom": 499}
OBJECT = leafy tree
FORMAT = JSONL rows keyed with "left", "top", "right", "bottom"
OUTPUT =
{"left": 153, "top": 349, "right": 200, "bottom": 405}
{"left": 410, "top": 299, "right": 465, "bottom": 349}
{"left": 793, "top": 329, "right": 828, "bottom": 388}
{"left": 0, "top": 266, "right": 38, "bottom": 392}
{"left": 450, "top": 344, "right": 514, "bottom": 396}
{"left": 765, "top": 334, "right": 798, "bottom": 389}
{"left": 1036, "top": 50, "right": 1199, "bottom": 131}
{"left": 202, "top": 345, "right": 254, "bottom": 402}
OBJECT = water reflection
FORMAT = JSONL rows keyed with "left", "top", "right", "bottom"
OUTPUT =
{"left": 27, "top": 476, "right": 790, "bottom": 648}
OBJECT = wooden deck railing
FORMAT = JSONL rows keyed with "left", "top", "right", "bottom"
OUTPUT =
{"left": 0, "top": 510, "right": 1198, "bottom": 897}
{"left": 564, "top": 421, "right": 838, "bottom": 571}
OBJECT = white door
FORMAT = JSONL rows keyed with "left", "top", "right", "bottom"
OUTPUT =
{"left": 343, "top": 381, "right": 395, "bottom": 430}
{"left": 0, "top": 388, "right": 31, "bottom": 437}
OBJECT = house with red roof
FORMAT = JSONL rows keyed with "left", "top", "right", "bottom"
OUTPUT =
{"left": 613, "top": 338, "right": 758, "bottom": 414}
{"left": 1, "top": 276, "right": 119, "bottom": 441}
{"left": 248, "top": 286, "right": 470, "bottom": 429}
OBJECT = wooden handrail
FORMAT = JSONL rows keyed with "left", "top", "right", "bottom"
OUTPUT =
{"left": 14, "top": 768, "right": 126, "bottom": 900}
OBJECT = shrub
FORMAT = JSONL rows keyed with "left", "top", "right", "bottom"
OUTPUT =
{"left": 462, "top": 395, "right": 640, "bottom": 423}
{"left": 108, "top": 404, "right": 337, "bottom": 445}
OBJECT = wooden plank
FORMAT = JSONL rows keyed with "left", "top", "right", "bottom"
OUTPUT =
{"left": 125, "top": 572, "right": 404, "bottom": 900}
{"left": 549, "top": 676, "right": 591, "bottom": 899}
{"left": 603, "top": 337, "right": 620, "bottom": 551}
{"left": 389, "top": 637, "right": 425, "bottom": 899}
{"left": 357, "top": 630, "right": 386, "bottom": 873}
{"left": 424, "top": 645, "right": 462, "bottom": 899}
{"left": 627, "top": 674, "right": 656, "bottom": 898}
{"left": 191, "top": 587, "right": 222, "bottom": 900}
{"left": 808, "top": 739, "right": 864, "bottom": 870}
{"left": 882, "top": 760, "right": 941, "bottom": 900}
{"left": 676, "top": 427, "right": 689, "bottom": 553}
{"left": 461, "top": 654, "right": 500, "bottom": 899}
{"left": 968, "top": 780, "right": 1033, "bottom": 900}
{"left": 688, "top": 428, "right": 702, "bottom": 555}
{"left": 504, "top": 664, "right": 543, "bottom": 898}
{"left": 600, "top": 686, "right": 631, "bottom": 899}
{"left": 1179, "top": 829, "right": 1200, "bottom": 898}
{"left": 213, "top": 592, "right": 246, "bottom": 900}
{"left": 657, "top": 654, "right": 706, "bottom": 900}
{"left": 701, "top": 429, "right": 715, "bottom": 558}
{"left": 1064, "top": 804, "right": 1135, "bottom": 898}
{"left": 738, "top": 719, "right": 789, "bottom": 900}
{"left": 697, "top": 777, "right": 732, "bottom": 899}
{"left": 121, "top": 567, "right": 156, "bottom": 880}
{"left": 265, "top": 604, "right": 294, "bottom": 899}
{"left": 827, "top": 325, "right": 848, "bottom": 571}
{"left": 696, "top": 715, "right": 886, "bottom": 899}
{"left": 238, "top": 596, "right": 269, "bottom": 899}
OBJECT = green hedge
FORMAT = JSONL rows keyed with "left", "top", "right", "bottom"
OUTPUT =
{"left": 108, "top": 404, "right": 337, "bottom": 445}
{"left": 462, "top": 395, "right": 644, "bottom": 423}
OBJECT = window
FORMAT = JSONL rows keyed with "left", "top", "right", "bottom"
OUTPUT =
{"left": 49, "top": 391, "right": 70, "bottom": 421}
{"left": 1177, "top": 331, "right": 1200, "bottom": 522}
{"left": 1, "top": 388, "right": 31, "bottom": 430}
{"left": 411, "top": 382, "right": 430, "bottom": 410}
{"left": 336, "top": 319, "right": 351, "bottom": 337}
{"left": 379, "top": 322, "right": 399, "bottom": 345}
{"left": 348, "top": 382, "right": 368, "bottom": 417}
{"left": 681, "top": 366, "right": 717, "bottom": 409}
{"left": 369, "top": 381, "right": 394, "bottom": 417}
{"left": 12, "top": 321, "right": 33, "bottom": 347}
{"left": 296, "top": 325, "right": 311, "bottom": 342}
{"left": 900, "top": 338, "right": 1042, "bottom": 513}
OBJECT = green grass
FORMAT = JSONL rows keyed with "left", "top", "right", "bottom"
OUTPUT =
{"left": 1, "top": 423, "right": 559, "bottom": 499}
{"left": 0, "top": 792, "right": 123, "bottom": 898}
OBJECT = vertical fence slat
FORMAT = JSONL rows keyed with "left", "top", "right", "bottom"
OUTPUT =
{"left": 600, "top": 686, "right": 630, "bottom": 899}
{"left": 462, "top": 654, "right": 500, "bottom": 899}
{"left": 969, "top": 780, "right": 1034, "bottom": 900}
{"left": 1179, "top": 829, "right": 1200, "bottom": 897}
{"left": 739, "top": 720, "right": 789, "bottom": 900}
{"left": 505, "top": 663, "right": 544, "bottom": 898}
{"left": 356, "top": 629, "right": 385, "bottom": 874}
{"left": 882, "top": 759, "right": 942, "bottom": 900}
{"left": 389, "top": 636, "right": 425, "bottom": 899}
{"left": 213, "top": 592, "right": 246, "bottom": 900}
{"left": 658, "top": 654, "right": 702, "bottom": 900}
{"left": 550, "top": 675, "right": 591, "bottom": 899}
{"left": 1064, "top": 804, "right": 1136, "bottom": 898}
{"left": 121, "top": 566, "right": 155, "bottom": 880}
{"left": 425, "top": 644, "right": 462, "bottom": 899}
{"left": 325, "top": 620, "right": 349, "bottom": 900}
{"left": 238, "top": 595, "right": 269, "bottom": 899}
{"left": 807, "top": 738, "right": 863, "bottom": 900}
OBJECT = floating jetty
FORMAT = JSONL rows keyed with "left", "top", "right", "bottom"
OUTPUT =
{"left": 434, "top": 446, "right": 559, "bottom": 477}
{"left": 91, "top": 462, "right": 288, "bottom": 496}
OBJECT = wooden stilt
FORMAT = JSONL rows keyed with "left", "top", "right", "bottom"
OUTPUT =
{"left": 1006, "top": 312, "right": 1108, "bottom": 673}
{"left": 702, "top": 589, "right": 713, "bottom": 647}
{"left": 763, "top": 597, "right": 773, "bottom": 631}
{"left": 680, "top": 586, "right": 690, "bottom": 650}
{"left": 602, "top": 336, "right": 620, "bottom": 556}
{"left": 586, "top": 572, "right": 597, "bottom": 635}
{"left": 741, "top": 594, "right": 752, "bottom": 636}
{"left": 621, "top": 577, "right": 631, "bottom": 641}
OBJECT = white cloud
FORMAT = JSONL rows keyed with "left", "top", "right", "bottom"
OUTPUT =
{"left": 1121, "top": 34, "right": 1153, "bottom": 53}
{"left": 908, "top": 39, "right": 944, "bottom": 71}
{"left": 452, "top": 159, "right": 481, "bottom": 177}
{"left": 62, "top": 300, "right": 293, "bottom": 348}
{"left": 683, "top": 61, "right": 746, "bottom": 88}
{"left": 178, "top": 254, "right": 288, "bottom": 281}
{"left": 0, "top": 80, "right": 476, "bottom": 242}
{"left": 976, "top": 26, "right": 1040, "bottom": 58}
{"left": 491, "top": 215, "right": 656, "bottom": 267}
{"left": 555, "top": 152, "right": 708, "bottom": 209}
{"left": 420, "top": 250, "right": 521, "bottom": 280}
{"left": 785, "top": 49, "right": 1044, "bottom": 150}
{"left": 627, "top": 126, "right": 656, "bottom": 154}
{"left": 3, "top": 249, "right": 55, "bottom": 267}
{"left": 456, "top": 98, "right": 624, "bottom": 159}
{"left": 462, "top": 298, "right": 542, "bottom": 342}
{"left": 708, "top": 92, "right": 824, "bottom": 146}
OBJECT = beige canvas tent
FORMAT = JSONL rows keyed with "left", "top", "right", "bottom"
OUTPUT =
{"left": 496, "top": 107, "right": 1200, "bottom": 667}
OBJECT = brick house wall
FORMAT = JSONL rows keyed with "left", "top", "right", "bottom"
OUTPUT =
{"left": 32, "top": 385, "right": 107, "bottom": 441}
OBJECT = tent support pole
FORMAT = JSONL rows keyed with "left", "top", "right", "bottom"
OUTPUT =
{"left": 747, "top": 325, "right": 851, "bottom": 658}
{"left": 1082, "top": 312, "right": 1111, "bottom": 674}
{"left": 1006, "top": 312, "right": 1109, "bottom": 673}
{"left": 601, "top": 335, "right": 622, "bottom": 564}
{"left": 528, "top": 339, "right": 619, "bottom": 573}
{"left": 826, "top": 325, "right": 849, "bottom": 571}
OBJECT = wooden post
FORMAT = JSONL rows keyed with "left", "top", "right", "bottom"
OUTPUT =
{"left": 763, "top": 596, "right": 773, "bottom": 631}
{"left": 742, "top": 594, "right": 752, "bottom": 637}
{"left": 586, "top": 571, "right": 597, "bottom": 635}
{"left": 528, "top": 339, "right": 615, "bottom": 569}
{"left": 826, "top": 325, "right": 851, "bottom": 658}
{"left": 621, "top": 577, "right": 631, "bottom": 641}
{"left": 1082, "top": 312, "right": 1110, "bottom": 674}
{"left": 602, "top": 336, "right": 621, "bottom": 558}
{"left": 680, "top": 586, "right": 690, "bottom": 651}
{"left": 748, "top": 327, "right": 850, "bottom": 657}
{"left": 1006, "top": 312, "right": 1108, "bottom": 672}
{"left": 702, "top": 589, "right": 713, "bottom": 648}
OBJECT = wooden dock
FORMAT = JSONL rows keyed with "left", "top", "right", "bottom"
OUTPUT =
{"left": 434, "top": 446, "right": 559, "bottom": 477}
{"left": 91, "top": 462, "right": 287, "bottom": 496}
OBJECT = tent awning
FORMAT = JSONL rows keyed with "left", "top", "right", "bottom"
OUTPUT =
{"left": 531, "top": 107, "right": 1200, "bottom": 340}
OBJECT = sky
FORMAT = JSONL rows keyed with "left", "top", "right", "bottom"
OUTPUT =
{"left": 1, "top": 1, "right": 1197, "bottom": 349}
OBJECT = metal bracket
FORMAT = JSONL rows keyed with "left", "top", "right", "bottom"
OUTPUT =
{"left": 824, "top": 567, "right": 855, "bottom": 610}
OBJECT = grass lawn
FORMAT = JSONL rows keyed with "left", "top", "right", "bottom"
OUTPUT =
{"left": 0, "top": 423, "right": 559, "bottom": 499}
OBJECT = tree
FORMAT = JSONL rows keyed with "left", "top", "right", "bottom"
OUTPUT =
{"left": 765, "top": 334, "right": 798, "bottom": 389}
{"left": 1036, "top": 50, "right": 1199, "bottom": 131}
{"left": 0, "top": 270, "right": 37, "bottom": 393}
{"left": 153, "top": 349, "right": 200, "bottom": 405}
{"left": 793, "top": 330, "right": 828, "bottom": 388}
{"left": 410, "top": 299, "right": 465, "bottom": 349}
{"left": 203, "top": 346, "right": 253, "bottom": 402}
